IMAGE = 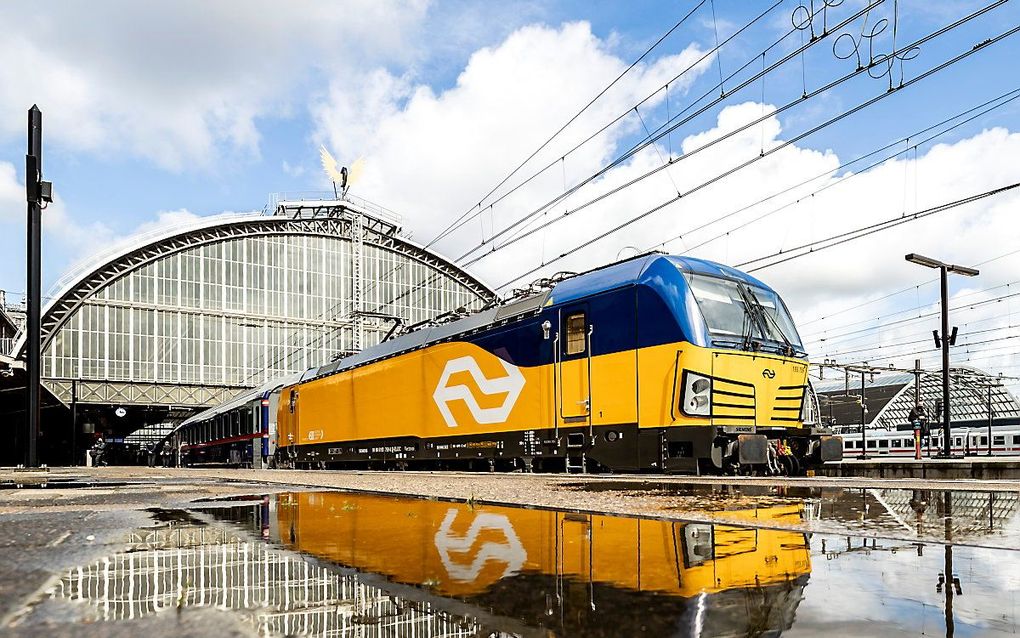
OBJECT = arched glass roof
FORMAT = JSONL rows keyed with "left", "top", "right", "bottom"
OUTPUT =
{"left": 19, "top": 198, "right": 496, "bottom": 409}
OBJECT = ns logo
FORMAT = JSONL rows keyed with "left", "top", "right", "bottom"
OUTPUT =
{"left": 432, "top": 355, "right": 525, "bottom": 428}
{"left": 434, "top": 509, "right": 526, "bottom": 582}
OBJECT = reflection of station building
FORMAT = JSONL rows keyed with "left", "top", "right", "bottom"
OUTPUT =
{"left": 1, "top": 194, "right": 495, "bottom": 465}
{"left": 54, "top": 509, "right": 488, "bottom": 637}
{"left": 870, "top": 488, "right": 1020, "bottom": 538}
{"left": 53, "top": 494, "right": 814, "bottom": 637}
{"left": 808, "top": 485, "right": 1020, "bottom": 542}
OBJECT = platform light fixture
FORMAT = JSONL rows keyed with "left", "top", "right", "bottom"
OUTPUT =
{"left": 904, "top": 253, "right": 979, "bottom": 459}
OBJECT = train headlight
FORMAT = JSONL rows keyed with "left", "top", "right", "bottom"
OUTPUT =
{"left": 682, "top": 372, "right": 712, "bottom": 417}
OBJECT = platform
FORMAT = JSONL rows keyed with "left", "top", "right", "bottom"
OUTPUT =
{"left": 818, "top": 456, "right": 1020, "bottom": 480}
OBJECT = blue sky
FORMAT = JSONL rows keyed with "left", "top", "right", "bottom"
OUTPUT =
{"left": 2, "top": 0, "right": 1019, "bottom": 379}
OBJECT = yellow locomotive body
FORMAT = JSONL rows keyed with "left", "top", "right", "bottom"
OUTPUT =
{"left": 276, "top": 254, "right": 841, "bottom": 473}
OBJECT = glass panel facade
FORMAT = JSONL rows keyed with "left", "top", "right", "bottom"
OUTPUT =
{"left": 44, "top": 233, "right": 487, "bottom": 387}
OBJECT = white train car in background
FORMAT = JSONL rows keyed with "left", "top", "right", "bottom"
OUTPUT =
{"left": 838, "top": 425, "right": 1020, "bottom": 457}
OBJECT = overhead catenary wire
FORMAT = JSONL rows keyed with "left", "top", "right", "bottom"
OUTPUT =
{"left": 425, "top": 0, "right": 713, "bottom": 249}
{"left": 812, "top": 311, "right": 1020, "bottom": 366}
{"left": 802, "top": 278, "right": 1020, "bottom": 343}
{"left": 805, "top": 288, "right": 1020, "bottom": 353}
{"left": 741, "top": 181, "right": 1020, "bottom": 273}
{"left": 654, "top": 87, "right": 1020, "bottom": 258}
{"left": 836, "top": 333, "right": 1020, "bottom": 367}
{"left": 797, "top": 246, "right": 1020, "bottom": 328}
{"left": 812, "top": 324, "right": 1018, "bottom": 360}
{"left": 461, "top": 0, "right": 1009, "bottom": 265}
{"left": 813, "top": 310, "right": 1018, "bottom": 357}
{"left": 430, "top": 0, "right": 787, "bottom": 249}
{"left": 481, "top": 10, "right": 1018, "bottom": 288}
{"left": 817, "top": 320, "right": 1020, "bottom": 363}
{"left": 450, "top": 0, "right": 882, "bottom": 261}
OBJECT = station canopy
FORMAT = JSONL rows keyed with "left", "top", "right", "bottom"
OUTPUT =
{"left": 813, "top": 366, "right": 1020, "bottom": 431}
{"left": 1, "top": 193, "right": 496, "bottom": 465}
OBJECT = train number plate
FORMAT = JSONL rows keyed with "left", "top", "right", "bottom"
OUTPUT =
{"left": 723, "top": 425, "right": 756, "bottom": 434}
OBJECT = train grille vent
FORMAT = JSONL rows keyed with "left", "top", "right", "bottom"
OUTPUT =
{"left": 771, "top": 385, "right": 807, "bottom": 423}
{"left": 711, "top": 378, "right": 756, "bottom": 424}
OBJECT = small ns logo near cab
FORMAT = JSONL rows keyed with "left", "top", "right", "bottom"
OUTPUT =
{"left": 433, "top": 355, "right": 525, "bottom": 428}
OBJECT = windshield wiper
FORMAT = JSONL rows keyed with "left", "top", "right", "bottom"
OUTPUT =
{"left": 745, "top": 288, "right": 803, "bottom": 356}
{"left": 735, "top": 285, "right": 763, "bottom": 352}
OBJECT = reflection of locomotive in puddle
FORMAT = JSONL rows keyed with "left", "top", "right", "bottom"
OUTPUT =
{"left": 274, "top": 491, "right": 812, "bottom": 635}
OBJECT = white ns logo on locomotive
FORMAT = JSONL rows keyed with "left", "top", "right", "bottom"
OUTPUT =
{"left": 432, "top": 356, "right": 525, "bottom": 428}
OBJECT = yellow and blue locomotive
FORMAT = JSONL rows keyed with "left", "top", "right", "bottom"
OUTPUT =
{"left": 276, "top": 253, "right": 841, "bottom": 473}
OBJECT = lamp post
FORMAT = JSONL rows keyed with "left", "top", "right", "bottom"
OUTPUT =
{"left": 905, "top": 253, "right": 979, "bottom": 458}
{"left": 25, "top": 106, "right": 53, "bottom": 467}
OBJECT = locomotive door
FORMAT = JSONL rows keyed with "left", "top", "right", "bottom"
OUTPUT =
{"left": 558, "top": 304, "right": 591, "bottom": 422}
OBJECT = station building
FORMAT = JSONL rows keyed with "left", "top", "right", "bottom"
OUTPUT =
{"left": 1, "top": 194, "right": 495, "bottom": 465}
{"left": 813, "top": 366, "right": 1020, "bottom": 432}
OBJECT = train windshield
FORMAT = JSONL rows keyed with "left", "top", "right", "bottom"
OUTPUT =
{"left": 685, "top": 274, "right": 804, "bottom": 353}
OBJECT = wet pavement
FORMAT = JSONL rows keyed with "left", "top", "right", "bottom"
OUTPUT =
{"left": 1, "top": 476, "right": 1018, "bottom": 636}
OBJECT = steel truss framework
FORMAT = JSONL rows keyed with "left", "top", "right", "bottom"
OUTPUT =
{"left": 43, "top": 378, "right": 242, "bottom": 408}
{"left": 17, "top": 205, "right": 494, "bottom": 408}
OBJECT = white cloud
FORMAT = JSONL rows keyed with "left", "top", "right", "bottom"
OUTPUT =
{"left": 133, "top": 209, "right": 202, "bottom": 236}
{"left": 313, "top": 21, "right": 711, "bottom": 244}
{"left": 0, "top": 161, "right": 116, "bottom": 280}
{"left": 281, "top": 161, "right": 306, "bottom": 178}
{"left": 0, "top": 1, "right": 430, "bottom": 171}
{"left": 0, "top": 162, "right": 21, "bottom": 223}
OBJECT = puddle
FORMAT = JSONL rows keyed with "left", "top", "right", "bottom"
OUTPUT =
{"left": 562, "top": 481, "right": 1020, "bottom": 549}
{"left": 31, "top": 489, "right": 1020, "bottom": 636}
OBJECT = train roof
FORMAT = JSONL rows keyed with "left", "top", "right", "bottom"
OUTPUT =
{"left": 303, "top": 253, "right": 777, "bottom": 384}
{"left": 178, "top": 371, "right": 304, "bottom": 426}
{"left": 547, "top": 253, "right": 772, "bottom": 305}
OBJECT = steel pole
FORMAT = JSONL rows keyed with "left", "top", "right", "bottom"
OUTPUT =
{"left": 25, "top": 106, "right": 43, "bottom": 468}
{"left": 71, "top": 379, "right": 78, "bottom": 466}
{"left": 941, "top": 265, "right": 951, "bottom": 458}
{"left": 987, "top": 385, "right": 993, "bottom": 457}
{"left": 943, "top": 491, "right": 955, "bottom": 637}
{"left": 859, "top": 370, "right": 867, "bottom": 459}
{"left": 914, "top": 359, "right": 922, "bottom": 460}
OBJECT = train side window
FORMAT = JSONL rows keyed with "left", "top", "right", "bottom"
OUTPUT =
{"left": 878, "top": 440, "right": 889, "bottom": 448}
{"left": 980, "top": 436, "right": 988, "bottom": 446}
{"left": 1013, "top": 435, "right": 1020, "bottom": 445}
{"left": 867, "top": 440, "right": 876, "bottom": 449}
{"left": 565, "top": 313, "right": 587, "bottom": 355}
{"left": 289, "top": 390, "right": 298, "bottom": 414}
{"left": 955, "top": 437, "right": 962, "bottom": 446}
{"left": 994, "top": 435, "right": 1005, "bottom": 445}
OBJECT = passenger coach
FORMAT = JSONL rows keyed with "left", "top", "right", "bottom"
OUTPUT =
{"left": 275, "top": 253, "right": 841, "bottom": 474}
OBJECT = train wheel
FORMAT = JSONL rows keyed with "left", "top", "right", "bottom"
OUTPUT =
{"left": 779, "top": 455, "right": 801, "bottom": 476}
